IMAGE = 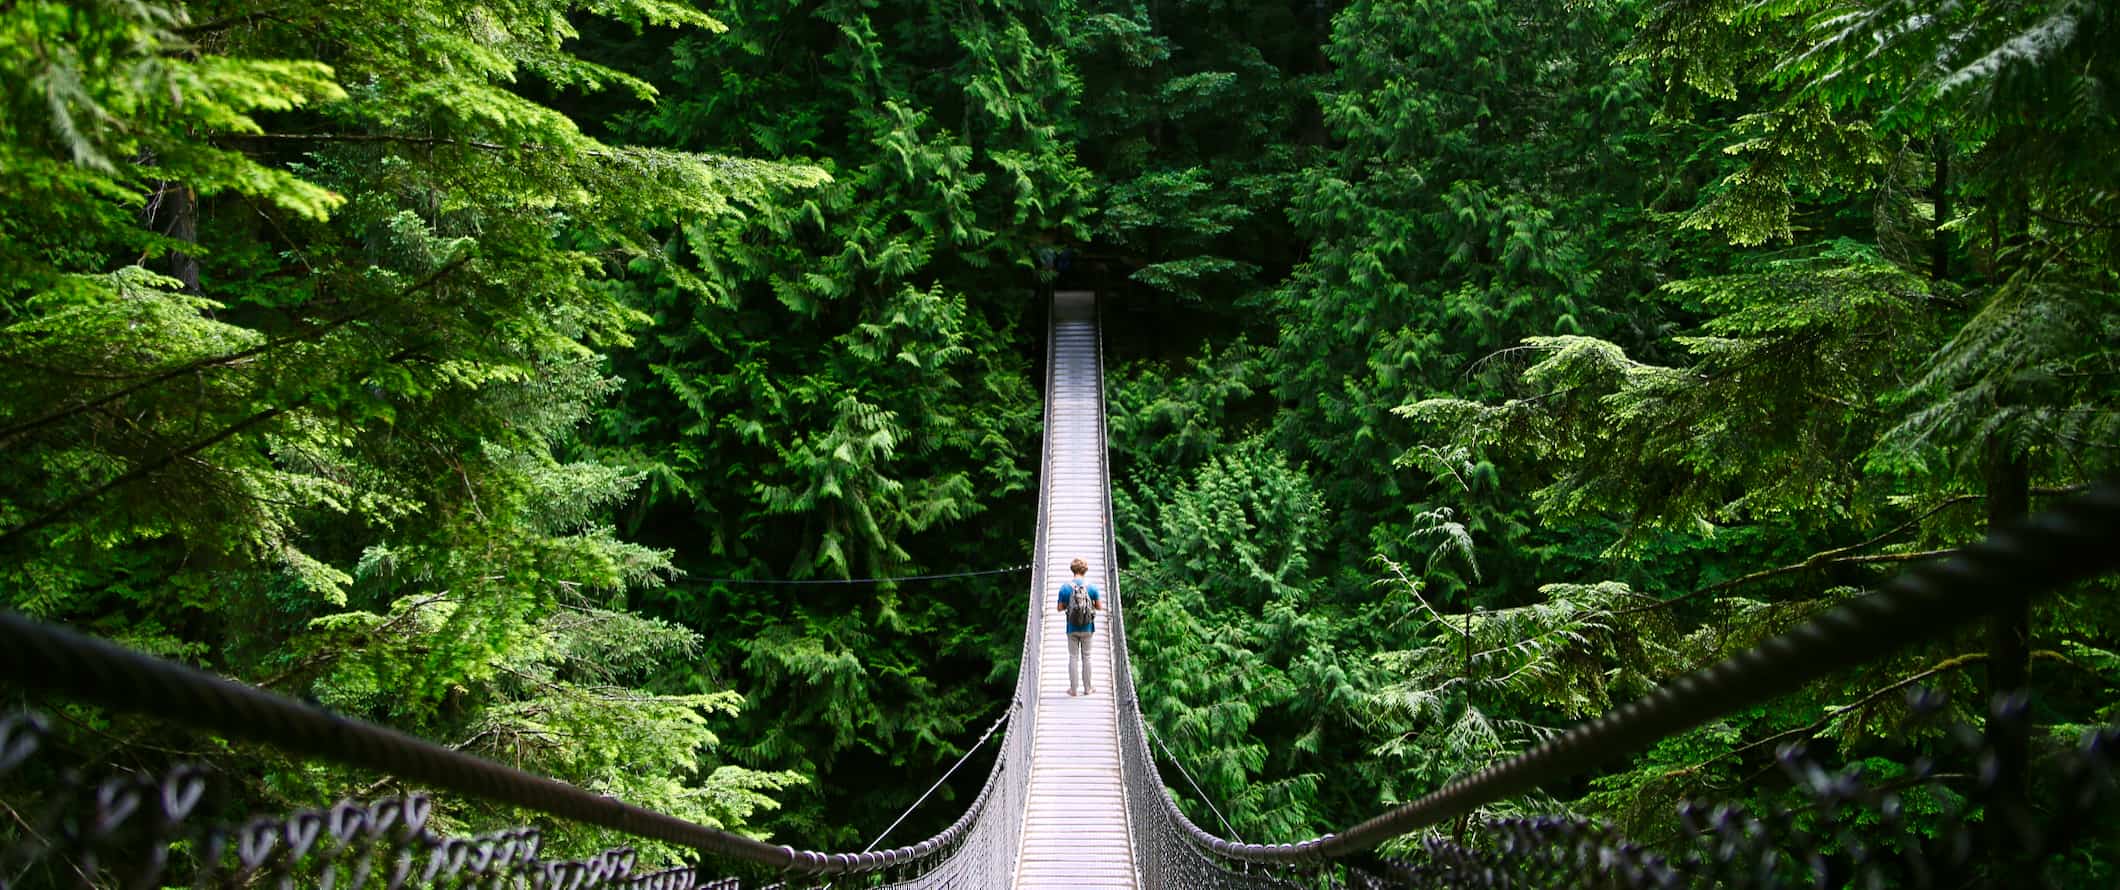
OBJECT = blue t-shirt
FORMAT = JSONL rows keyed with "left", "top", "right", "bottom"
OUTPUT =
{"left": 1057, "top": 580, "right": 1101, "bottom": 633}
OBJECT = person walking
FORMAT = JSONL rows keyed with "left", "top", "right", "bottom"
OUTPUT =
{"left": 1056, "top": 557, "right": 1103, "bottom": 696}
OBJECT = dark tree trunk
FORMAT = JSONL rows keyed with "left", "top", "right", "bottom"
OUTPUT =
{"left": 1982, "top": 435, "right": 2031, "bottom": 863}
{"left": 146, "top": 179, "right": 203, "bottom": 293}
{"left": 1149, "top": 0, "right": 1165, "bottom": 151}
{"left": 1302, "top": 0, "right": 1333, "bottom": 147}
{"left": 1931, "top": 135, "right": 1951, "bottom": 281}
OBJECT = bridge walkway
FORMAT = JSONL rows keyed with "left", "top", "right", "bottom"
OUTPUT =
{"left": 1012, "top": 290, "right": 1138, "bottom": 888}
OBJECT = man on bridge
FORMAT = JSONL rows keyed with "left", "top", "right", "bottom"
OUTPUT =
{"left": 1057, "top": 557, "right": 1103, "bottom": 696}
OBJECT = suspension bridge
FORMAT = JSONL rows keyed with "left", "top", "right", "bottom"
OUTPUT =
{"left": 3, "top": 291, "right": 2119, "bottom": 888}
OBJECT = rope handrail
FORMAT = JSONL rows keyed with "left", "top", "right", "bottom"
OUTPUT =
{"left": 0, "top": 610, "right": 1015, "bottom": 878}
{"left": 0, "top": 611, "right": 792, "bottom": 870}
{"left": 1113, "top": 479, "right": 2120, "bottom": 868}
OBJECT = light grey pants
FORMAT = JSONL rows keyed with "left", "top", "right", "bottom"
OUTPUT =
{"left": 1067, "top": 631, "right": 1094, "bottom": 693}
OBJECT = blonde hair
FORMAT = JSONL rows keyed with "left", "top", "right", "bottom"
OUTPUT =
{"left": 1070, "top": 558, "right": 1089, "bottom": 576}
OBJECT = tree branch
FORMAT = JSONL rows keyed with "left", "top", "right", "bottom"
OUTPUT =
{"left": 1799, "top": 494, "right": 1982, "bottom": 565}
{"left": 0, "top": 796, "right": 96, "bottom": 887}
{"left": 0, "top": 336, "right": 430, "bottom": 550}
{"left": 0, "top": 402, "right": 298, "bottom": 550}
{"left": 175, "top": 7, "right": 295, "bottom": 36}
{"left": 0, "top": 254, "right": 469, "bottom": 445}
{"left": 2030, "top": 207, "right": 2120, "bottom": 231}
{"left": 1676, "top": 652, "right": 1986, "bottom": 780}
{"left": 356, "top": 725, "right": 505, "bottom": 798}
{"left": 1616, "top": 494, "right": 1989, "bottom": 617}
{"left": 229, "top": 132, "right": 510, "bottom": 152}
{"left": 1830, "top": 548, "right": 1957, "bottom": 565}
{"left": 256, "top": 593, "right": 455, "bottom": 689}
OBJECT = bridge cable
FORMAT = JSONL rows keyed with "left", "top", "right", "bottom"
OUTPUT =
{"left": 860, "top": 702, "right": 1015, "bottom": 855}
{"left": 691, "top": 563, "right": 1032, "bottom": 586}
{"left": 0, "top": 610, "right": 982, "bottom": 878}
{"left": 1142, "top": 718, "right": 1243, "bottom": 843}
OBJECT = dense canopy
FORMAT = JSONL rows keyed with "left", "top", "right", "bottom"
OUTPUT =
{"left": 2, "top": 0, "right": 2115, "bottom": 880}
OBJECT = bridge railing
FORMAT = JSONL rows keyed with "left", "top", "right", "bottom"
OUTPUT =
{"left": 0, "top": 296, "right": 1085, "bottom": 889}
{"left": 1104, "top": 458, "right": 2120, "bottom": 888}
{"left": 0, "top": 605, "right": 1035, "bottom": 889}
{"left": 1093, "top": 299, "right": 1307, "bottom": 890}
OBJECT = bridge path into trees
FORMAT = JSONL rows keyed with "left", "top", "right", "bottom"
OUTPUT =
{"left": 2, "top": 293, "right": 2119, "bottom": 887}
{"left": 1014, "top": 289, "right": 1140, "bottom": 887}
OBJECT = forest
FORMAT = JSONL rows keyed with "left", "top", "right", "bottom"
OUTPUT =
{"left": 2, "top": 0, "right": 2117, "bottom": 880}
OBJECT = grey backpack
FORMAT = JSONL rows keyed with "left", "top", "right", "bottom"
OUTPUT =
{"left": 1066, "top": 580, "right": 1095, "bottom": 627}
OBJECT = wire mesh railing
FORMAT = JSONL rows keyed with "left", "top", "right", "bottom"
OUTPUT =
{"left": 0, "top": 721, "right": 713, "bottom": 890}
{"left": 1338, "top": 697, "right": 2120, "bottom": 889}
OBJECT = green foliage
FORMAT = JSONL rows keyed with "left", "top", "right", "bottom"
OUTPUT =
{"left": 1391, "top": 0, "right": 2120, "bottom": 862}
{"left": 576, "top": 0, "right": 1089, "bottom": 844}
{"left": 1070, "top": 0, "right": 1322, "bottom": 309}
{"left": 1270, "top": 0, "right": 1682, "bottom": 593}
{"left": 1364, "top": 576, "right": 1661, "bottom": 814}
{"left": 1120, "top": 437, "right": 1347, "bottom": 839}
{"left": 1104, "top": 0, "right": 2119, "bottom": 862}
{"left": 5, "top": 0, "right": 2115, "bottom": 872}
{"left": 1405, "top": 244, "right": 1937, "bottom": 542}
{"left": 0, "top": 0, "right": 809, "bottom": 848}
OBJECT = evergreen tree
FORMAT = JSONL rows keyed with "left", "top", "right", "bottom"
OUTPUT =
{"left": 579, "top": 0, "right": 1092, "bottom": 844}
{"left": 0, "top": 0, "right": 812, "bottom": 852}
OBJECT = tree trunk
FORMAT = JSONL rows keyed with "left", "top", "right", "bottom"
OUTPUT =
{"left": 1149, "top": 0, "right": 1165, "bottom": 151}
{"left": 141, "top": 176, "right": 202, "bottom": 293}
{"left": 1982, "top": 434, "right": 2030, "bottom": 863}
{"left": 1930, "top": 135, "right": 1950, "bottom": 281}
{"left": 1303, "top": 0, "right": 1333, "bottom": 147}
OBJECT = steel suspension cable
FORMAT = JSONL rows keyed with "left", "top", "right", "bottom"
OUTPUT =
{"left": 860, "top": 704, "right": 1014, "bottom": 854}
{"left": 1142, "top": 718, "right": 1243, "bottom": 843}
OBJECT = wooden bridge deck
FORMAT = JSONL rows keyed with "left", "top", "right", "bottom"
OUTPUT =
{"left": 1013, "top": 291, "right": 1138, "bottom": 888}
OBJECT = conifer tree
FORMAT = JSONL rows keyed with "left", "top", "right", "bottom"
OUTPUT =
{"left": 0, "top": 0, "right": 815, "bottom": 850}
